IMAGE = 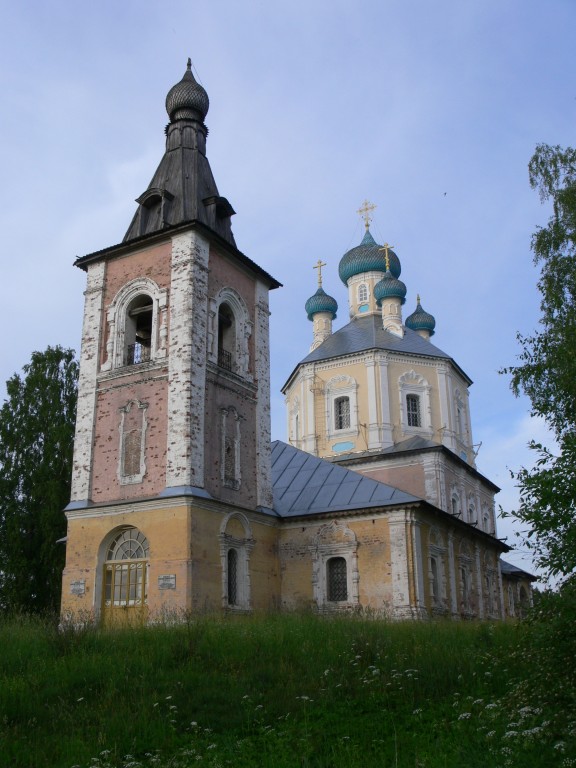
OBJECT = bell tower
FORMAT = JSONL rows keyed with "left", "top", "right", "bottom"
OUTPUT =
{"left": 62, "top": 62, "right": 280, "bottom": 622}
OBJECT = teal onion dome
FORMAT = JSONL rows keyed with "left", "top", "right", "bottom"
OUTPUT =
{"left": 166, "top": 59, "right": 209, "bottom": 122}
{"left": 305, "top": 287, "right": 338, "bottom": 321}
{"left": 374, "top": 271, "right": 407, "bottom": 306}
{"left": 406, "top": 299, "right": 436, "bottom": 336}
{"left": 338, "top": 229, "right": 401, "bottom": 285}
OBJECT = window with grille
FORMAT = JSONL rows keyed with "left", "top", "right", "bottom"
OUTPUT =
{"left": 406, "top": 394, "right": 421, "bottom": 427}
{"left": 218, "top": 303, "right": 235, "bottom": 371}
{"left": 104, "top": 529, "right": 149, "bottom": 608}
{"left": 124, "top": 295, "right": 153, "bottom": 366}
{"left": 358, "top": 283, "right": 368, "bottom": 303}
{"left": 227, "top": 548, "right": 238, "bottom": 605}
{"left": 327, "top": 557, "right": 348, "bottom": 602}
{"left": 334, "top": 396, "right": 351, "bottom": 430}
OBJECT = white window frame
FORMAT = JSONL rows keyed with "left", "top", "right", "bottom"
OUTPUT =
{"left": 118, "top": 399, "right": 149, "bottom": 485}
{"left": 100, "top": 527, "right": 150, "bottom": 610}
{"left": 102, "top": 277, "right": 168, "bottom": 372}
{"left": 326, "top": 375, "right": 358, "bottom": 439}
{"left": 398, "top": 371, "right": 432, "bottom": 437}
{"left": 208, "top": 287, "right": 253, "bottom": 380}
{"left": 357, "top": 283, "right": 368, "bottom": 303}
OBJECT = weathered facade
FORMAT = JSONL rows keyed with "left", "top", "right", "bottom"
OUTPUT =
{"left": 61, "top": 63, "right": 532, "bottom": 625}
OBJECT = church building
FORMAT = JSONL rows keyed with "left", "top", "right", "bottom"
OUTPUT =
{"left": 60, "top": 62, "right": 533, "bottom": 625}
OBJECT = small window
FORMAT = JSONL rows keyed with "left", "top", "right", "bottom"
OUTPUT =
{"left": 227, "top": 548, "right": 238, "bottom": 605}
{"left": 125, "top": 295, "right": 153, "bottom": 366}
{"left": 327, "top": 557, "right": 348, "bottom": 602}
{"left": 406, "top": 394, "right": 421, "bottom": 427}
{"left": 358, "top": 283, "right": 368, "bottom": 303}
{"left": 334, "top": 396, "right": 351, "bottom": 430}
{"left": 218, "top": 303, "right": 235, "bottom": 371}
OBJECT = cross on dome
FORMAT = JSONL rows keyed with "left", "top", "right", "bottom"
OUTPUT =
{"left": 357, "top": 199, "right": 376, "bottom": 230}
{"left": 379, "top": 242, "right": 394, "bottom": 272}
{"left": 313, "top": 259, "right": 327, "bottom": 286}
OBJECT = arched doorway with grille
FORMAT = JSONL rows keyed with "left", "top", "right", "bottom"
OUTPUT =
{"left": 101, "top": 527, "right": 149, "bottom": 626}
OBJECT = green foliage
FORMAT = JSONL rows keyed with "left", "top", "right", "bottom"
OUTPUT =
{"left": 0, "top": 346, "right": 78, "bottom": 612}
{"left": 0, "top": 614, "right": 529, "bottom": 768}
{"left": 502, "top": 144, "right": 576, "bottom": 578}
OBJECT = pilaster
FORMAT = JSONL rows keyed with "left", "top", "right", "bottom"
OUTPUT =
{"left": 254, "top": 279, "right": 273, "bottom": 509}
{"left": 165, "top": 230, "right": 209, "bottom": 489}
{"left": 70, "top": 260, "right": 105, "bottom": 503}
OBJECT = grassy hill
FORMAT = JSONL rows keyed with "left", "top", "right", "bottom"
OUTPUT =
{"left": 1, "top": 612, "right": 573, "bottom": 767}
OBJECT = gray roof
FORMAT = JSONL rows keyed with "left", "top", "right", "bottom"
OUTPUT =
{"left": 271, "top": 440, "right": 420, "bottom": 518}
{"left": 283, "top": 315, "right": 471, "bottom": 388}
{"left": 500, "top": 558, "right": 537, "bottom": 580}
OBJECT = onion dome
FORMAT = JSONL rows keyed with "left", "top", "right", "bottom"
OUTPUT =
{"left": 338, "top": 229, "right": 401, "bottom": 285}
{"left": 166, "top": 58, "right": 209, "bottom": 123}
{"left": 374, "top": 270, "right": 407, "bottom": 306}
{"left": 405, "top": 297, "right": 436, "bottom": 336}
{"left": 305, "top": 287, "right": 338, "bottom": 321}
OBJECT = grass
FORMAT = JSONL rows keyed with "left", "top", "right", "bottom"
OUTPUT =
{"left": 0, "top": 611, "right": 574, "bottom": 767}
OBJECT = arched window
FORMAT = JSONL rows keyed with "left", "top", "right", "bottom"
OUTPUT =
{"left": 451, "top": 492, "right": 461, "bottom": 517}
{"left": 102, "top": 277, "right": 168, "bottom": 372}
{"left": 334, "top": 396, "right": 351, "bottom": 430}
{"left": 326, "top": 375, "right": 358, "bottom": 439}
{"left": 398, "top": 371, "right": 432, "bottom": 435}
{"left": 406, "top": 394, "right": 421, "bottom": 427}
{"left": 209, "top": 288, "right": 253, "bottom": 379}
{"left": 358, "top": 283, "right": 368, "bottom": 303}
{"left": 125, "top": 295, "right": 153, "bottom": 365}
{"left": 219, "top": 512, "right": 255, "bottom": 611}
{"left": 218, "top": 302, "right": 235, "bottom": 371}
{"left": 227, "top": 548, "right": 238, "bottom": 605}
{"left": 103, "top": 528, "right": 149, "bottom": 609}
{"left": 327, "top": 557, "right": 348, "bottom": 602}
{"left": 311, "top": 521, "right": 359, "bottom": 609}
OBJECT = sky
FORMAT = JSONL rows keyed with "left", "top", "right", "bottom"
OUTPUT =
{"left": 1, "top": 0, "right": 574, "bottom": 583}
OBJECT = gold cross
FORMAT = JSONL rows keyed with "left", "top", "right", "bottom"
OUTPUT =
{"left": 379, "top": 242, "right": 394, "bottom": 272}
{"left": 357, "top": 199, "right": 376, "bottom": 229}
{"left": 313, "top": 259, "right": 326, "bottom": 286}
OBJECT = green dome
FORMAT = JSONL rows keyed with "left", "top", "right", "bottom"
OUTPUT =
{"left": 405, "top": 300, "right": 436, "bottom": 336}
{"left": 305, "top": 287, "right": 338, "bottom": 321}
{"left": 338, "top": 229, "right": 401, "bottom": 285}
{"left": 374, "top": 271, "right": 407, "bottom": 306}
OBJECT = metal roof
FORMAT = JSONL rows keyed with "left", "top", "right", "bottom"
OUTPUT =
{"left": 500, "top": 558, "right": 537, "bottom": 580}
{"left": 282, "top": 314, "right": 472, "bottom": 391}
{"left": 271, "top": 440, "right": 421, "bottom": 518}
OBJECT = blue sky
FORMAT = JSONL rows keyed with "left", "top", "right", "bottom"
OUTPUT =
{"left": 1, "top": 0, "right": 574, "bottom": 581}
